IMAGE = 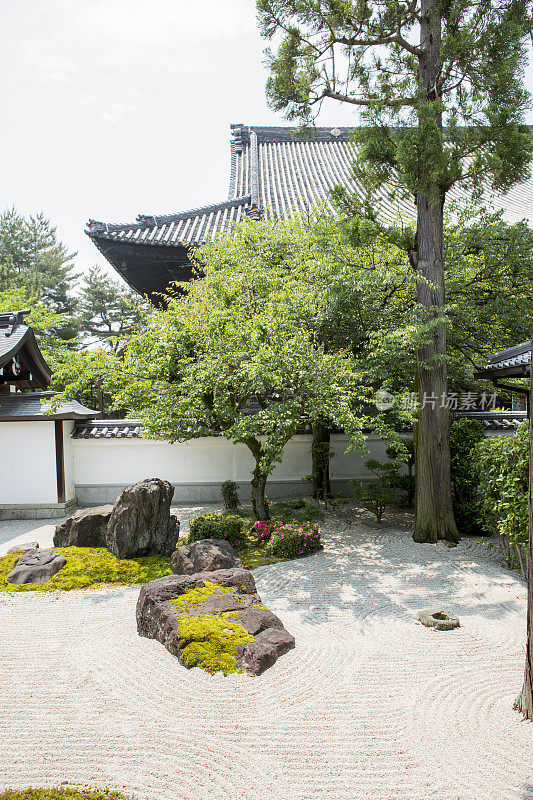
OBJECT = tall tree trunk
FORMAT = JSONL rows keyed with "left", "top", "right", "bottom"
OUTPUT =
{"left": 251, "top": 464, "right": 270, "bottom": 521}
{"left": 245, "top": 437, "right": 271, "bottom": 521}
{"left": 413, "top": 0, "right": 459, "bottom": 544}
{"left": 514, "top": 340, "right": 533, "bottom": 719}
{"left": 311, "top": 419, "right": 332, "bottom": 500}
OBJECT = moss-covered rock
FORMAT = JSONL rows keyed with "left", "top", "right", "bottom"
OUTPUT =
{"left": 136, "top": 569, "right": 295, "bottom": 676}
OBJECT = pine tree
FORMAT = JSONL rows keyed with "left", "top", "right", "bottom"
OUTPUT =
{"left": 257, "top": 0, "right": 533, "bottom": 544}
{"left": 78, "top": 265, "right": 149, "bottom": 351}
{"left": 0, "top": 208, "right": 78, "bottom": 341}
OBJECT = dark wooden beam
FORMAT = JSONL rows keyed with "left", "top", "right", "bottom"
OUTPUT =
{"left": 54, "top": 421, "right": 65, "bottom": 504}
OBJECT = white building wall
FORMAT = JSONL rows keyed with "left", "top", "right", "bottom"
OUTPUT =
{"left": 72, "top": 433, "right": 394, "bottom": 505}
{"left": 62, "top": 420, "right": 76, "bottom": 503}
{"left": 0, "top": 421, "right": 57, "bottom": 504}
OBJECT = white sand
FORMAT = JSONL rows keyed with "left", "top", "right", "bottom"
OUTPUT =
{"left": 1, "top": 514, "right": 532, "bottom": 800}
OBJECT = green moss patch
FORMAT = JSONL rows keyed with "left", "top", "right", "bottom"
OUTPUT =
{"left": 0, "top": 547, "right": 171, "bottom": 593}
{"left": 168, "top": 581, "right": 254, "bottom": 675}
{"left": 169, "top": 581, "right": 237, "bottom": 613}
{"left": 178, "top": 612, "right": 254, "bottom": 675}
{"left": 0, "top": 789, "right": 129, "bottom": 800}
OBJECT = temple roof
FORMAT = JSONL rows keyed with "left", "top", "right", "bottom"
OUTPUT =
{"left": 87, "top": 124, "right": 533, "bottom": 254}
{"left": 0, "top": 391, "right": 96, "bottom": 422}
{"left": 0, "top": 312, "right": 52, "bottom": 390}
{"left": 476, "top": 340, "right": 531, "bottom": 379}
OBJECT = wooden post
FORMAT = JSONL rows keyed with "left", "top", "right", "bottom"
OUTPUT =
{"left": 514, "top": 338, "right": 533, "bottom": 719}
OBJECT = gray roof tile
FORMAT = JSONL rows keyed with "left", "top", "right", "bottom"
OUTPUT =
{"left": 0, "top": 391, "right": 96, "bottom": 421}
{"left": 87, "top": 124, "right": 533, "bottom": 250}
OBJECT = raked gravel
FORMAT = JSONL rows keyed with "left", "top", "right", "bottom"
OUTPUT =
{"left": 0, "top": 512, "right": 532, "bottom": 800}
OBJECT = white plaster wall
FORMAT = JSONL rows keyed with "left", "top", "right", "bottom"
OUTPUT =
{"left": 62, "top": 420, "right": 76, "bottom": 503}
{"left": 0, "top": 421, "right": 57, "bottom": 504}
{"left": 72, "top": 433, "right": 392, "bottom": 504}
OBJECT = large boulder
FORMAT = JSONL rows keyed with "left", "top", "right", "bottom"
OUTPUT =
{"left": 137, "top": 568, "right": 295, "bottom": 676}
{"left": 171, "top": 538, "right": 243, "bottom": 575}
{"left": 7, "top": 548, "right": 66, "bottom": 585}
{"left": 106, "top": 478, "right": 179, "bottom": 559}
{"left": 54, "top": 505, "right": 113, "bottom": 548}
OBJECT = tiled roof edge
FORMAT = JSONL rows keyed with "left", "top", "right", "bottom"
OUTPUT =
{"left": 86, "top": 196, "right": 252, "bottom": 238}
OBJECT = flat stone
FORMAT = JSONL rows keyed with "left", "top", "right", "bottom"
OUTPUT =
{"left": 7, "top": 541, "right": 39, "bottom": 554}
{"left": 54, "top": 505, "right": 113, "bottom": 548}
{"left": 7, "top": 548, "right": 67, "bottom": 585}
{"left": 137, "top": 568, "right": 295, "bottom": 676}
{"left": 171, "top": 538, "right": 243, "bottom": 575}
{"left": 417, "top": 609, "right": 460, "bottom": 630}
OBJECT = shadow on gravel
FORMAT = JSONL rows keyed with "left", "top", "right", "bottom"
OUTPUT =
{"left": 258, "top": 514, "right": 526, "bottom": 630}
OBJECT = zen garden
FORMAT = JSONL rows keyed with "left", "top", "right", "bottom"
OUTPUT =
{"left": 2, "top": 1, "right": 533, "bottom": 799}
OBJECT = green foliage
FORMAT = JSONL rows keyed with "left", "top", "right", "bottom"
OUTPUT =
{"left": 449, "top": 418, "right": 486, "bottom": 535}
{"left": 0, "top": 208, "right": 78, "bottom": 328}
{"left": 220, "top": 480, "right": 240, "bottom": 511}
{"left": 475, "top": 421, "right": 529, "bottom": 547}
{"left": 0, "top": 548, "right": 171, "bottom": 593}
{"left": 352, "top": 459, "right": 399, "bottom": 522}
{"left": 78, "top": 265, "right": 149, "bottom": 352}
{"left": 0, "top": 789, "right": 128, "bottom": 800}
{"left": 269, "top": 498, "right": 324, "bottom": 524}
{"left": 386, "top": 439, "right": 415, "bottom": 507}
{"left": 258, "top": 0, "right": 533, "bottom": 200}
{"left": 265, "top": 522, "right": 322, "bottom": 558}
{"left": 188, "top": 513, "right": 245, "bottom": 547}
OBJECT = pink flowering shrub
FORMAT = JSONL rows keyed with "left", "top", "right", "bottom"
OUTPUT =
{"left": 249, "top": 520, "right": 284, "bottom": 543}
{"left": 265, "top": 522, "right": 321, "bottom": 558}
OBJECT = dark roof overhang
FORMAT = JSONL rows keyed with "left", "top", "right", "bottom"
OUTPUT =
{"left": 0, "top": 391, "right": 96, "bottom": 422}
{"left": 0, "top": 314, "right": 52, "bottom": 390}
{"left": 474, "top": 340, "right": 531, "bottom": 381}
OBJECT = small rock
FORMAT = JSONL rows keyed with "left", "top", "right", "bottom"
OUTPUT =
{"left": 417, "top": 609, "right": 460, "bottom": 630}
{"left": 447, "top": 542, "right": 457, "bottom": 548}
{"left": 7, "top": 548, "right": 66, "bottom": 585}
{"left": 54, "top": 505, "right": 113, "bottom": 548}
{"left": 171, "top": 538, "right": 243, "bottom": 575}
{"left": 7, "top": 541, "right": 39, "bottom": 554}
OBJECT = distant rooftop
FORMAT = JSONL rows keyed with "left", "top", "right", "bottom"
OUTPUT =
{"left": 87, "top": 124, "right": 533, "bottom": 252}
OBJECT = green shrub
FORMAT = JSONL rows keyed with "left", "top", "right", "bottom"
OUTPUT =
{"left": 220, "top": 479, "right": 240, "bottom": 510}
{"left": 449, "top": 418, "right": 486, "bottom": 535}
{"left": 265, "top": 522, "right": 322, "bottom": 558}
{"left": 268, "top": 498, "right": 324, "bottom": 524}
{"left": 352, "top": 459, "right": 399, "bottom": 522}
{"left": 475, "top": 420, "right": 529, "bottom": 547}
{"left": 386, "top": 439, "right": 415, "bottom": 507}
{"left": 188, "top": 512, "right": 245, "bottom": 547}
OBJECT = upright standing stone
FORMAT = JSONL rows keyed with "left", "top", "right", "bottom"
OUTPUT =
{"left": 106, "top": 478, "right": 179, "bottom": 558}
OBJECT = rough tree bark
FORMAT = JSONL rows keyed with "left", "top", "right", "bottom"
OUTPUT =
{"left": 413, "top": 0, "right": 459, "bottom": 543}
{"left": 245, "top": 437, "right": 271, "bottom": 521}
{"left": 311, "top": 419, "right": 332, "bottom": 500}
{"left": 514, "top": 339, "right": 533, "bottom": 719}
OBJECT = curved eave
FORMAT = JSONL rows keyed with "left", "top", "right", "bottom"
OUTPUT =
{"left": 0, "top": 327, "right": 52, "bottom": 389}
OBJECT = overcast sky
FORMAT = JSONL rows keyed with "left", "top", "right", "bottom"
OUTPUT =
{"left": 1, "top": 0, "right": 533, "bottom": 283}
